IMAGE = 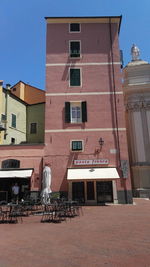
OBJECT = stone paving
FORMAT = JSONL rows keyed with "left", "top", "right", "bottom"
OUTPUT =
{"left": 0, "top": 199, "right": 150, "bottom": 267}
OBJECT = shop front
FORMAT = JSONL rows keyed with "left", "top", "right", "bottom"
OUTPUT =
{"left": 0, "top": 169, "right": 33, "bottom": 202}
{"left": 67, "top": 167, "right": 120, "bottom": 205}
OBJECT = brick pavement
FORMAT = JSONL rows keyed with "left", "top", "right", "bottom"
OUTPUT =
{"left": 0, "top": 199, "right": 150, "bottom": 267}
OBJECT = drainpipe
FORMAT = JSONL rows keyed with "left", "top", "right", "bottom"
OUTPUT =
{"left": 4, "top": 84, "right": 11, "bottom": 138}
{"left": 109, "top": 18, "right": 121, "bottom": 168}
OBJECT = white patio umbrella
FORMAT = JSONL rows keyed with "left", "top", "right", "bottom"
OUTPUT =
{"left": 41, "top": 165, "right": 52, "bottom": 204}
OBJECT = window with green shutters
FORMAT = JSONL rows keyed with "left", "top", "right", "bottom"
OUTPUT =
{"left": 72, "top": 141, "right": 83, "bottom": 151}
{"left": 11, "top": 114, "right": 16, "bottom": 128}
{"left": 70, "top": 68, "right": 81, "bottom": 86}
{"left": 65, "top": 101, "right": 87, "bottom": 123}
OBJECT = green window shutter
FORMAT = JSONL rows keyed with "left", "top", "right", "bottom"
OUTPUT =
{"left": 11, "top": 114, "right": 16, "bottom": 128}
{"left": 70, "top": 69, "right": 80, "bottom": 86}
{"left": 82, "top": 101, "right": 87, "bottom": 122}
{"left": 65, "top": 102, "right": 71, "bottom": 123}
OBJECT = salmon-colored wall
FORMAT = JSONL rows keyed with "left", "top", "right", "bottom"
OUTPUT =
{"left": 44, "top": 21, "right": 132, "bottom": 194}
{"left": 0, "top": 145, "right": 44, "bottom": 191}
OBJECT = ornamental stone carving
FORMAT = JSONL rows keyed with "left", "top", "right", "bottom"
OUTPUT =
{"left": 131, "top": 44, "right": 140, "bottom": 61}
{"left": 126, "top": 100, "right": 150, "bottom": 111}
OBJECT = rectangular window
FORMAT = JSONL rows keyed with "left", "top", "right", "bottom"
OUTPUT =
{"left": 70, "top": 23, "right": 80, "bottom": 32}
{"left": 1, "top": 114, "right": 6, "bottom": 122}
{"left": 30, "top": 123, "right": 37, "bottom": 134}
{"left": 71, "top": 141, "right": 83, "bottom": 151}
{"left": 71, "top": 102, "right": 82, "bottom": 123}
{"left": 70, "top": 41, "right": 80, "bottom": 58}
{"left": 65, "top": 101, "right": 87, "bottom": 123}
{"left": 11, "top": 114, "right": 16, "bottom": 128}
{"left": 11, "top": 138, "right": 15, "bottom": 144}
{"left": 70, "top": 69, "right": 81, "bottom": 86}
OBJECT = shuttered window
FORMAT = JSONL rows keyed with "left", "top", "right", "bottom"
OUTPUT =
{"left": 65, "top": 101, "right": 87, "bottom": 123}
{"left": 11, "top": 114, "right": 16, "bottom": 128}
{"left": 70, "top": 69, "right": 81, "bottom": 86}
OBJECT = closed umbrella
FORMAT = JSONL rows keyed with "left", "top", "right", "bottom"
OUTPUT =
{"left": 41, "top": 165, "right": 52, "bottom": 204}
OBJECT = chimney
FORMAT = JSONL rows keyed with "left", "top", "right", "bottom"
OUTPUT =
{"left": 6, "top": 84, "right": 11, "bottom": 90}
{"left": 0, "top": 80, "right": 3, "bottom": 87}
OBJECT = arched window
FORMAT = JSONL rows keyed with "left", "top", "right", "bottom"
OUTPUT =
{"left": 2, "top": 159, "right": 20, "bottom": 168}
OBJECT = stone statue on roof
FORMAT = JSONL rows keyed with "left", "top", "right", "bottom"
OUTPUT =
{"left": 131, "top": 44, "right": 140, "bottom": 61}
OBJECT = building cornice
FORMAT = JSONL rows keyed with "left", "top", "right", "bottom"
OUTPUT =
{"left": 123, "top": 83, "right": 150, "bottom": 95}
{"left": 45, "top": 16, "right": 122, "bottom": 33}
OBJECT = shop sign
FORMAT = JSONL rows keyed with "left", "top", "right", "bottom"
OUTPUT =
{"left": 74, "top": 159, "right": 109, "bottom": 165}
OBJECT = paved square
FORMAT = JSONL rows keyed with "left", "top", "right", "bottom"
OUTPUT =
{"left": 0, "top": 199, "right": 150, "bottom": 267}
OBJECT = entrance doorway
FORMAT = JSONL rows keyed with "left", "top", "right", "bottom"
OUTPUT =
{"left": 72, "top": 182, "right": 85, "bottom": 203}
{"left": 96, "top": 181, "right": 113, "bottom": 204}
{"left": 0, "top": 178, "right": 30, "bottom": 202}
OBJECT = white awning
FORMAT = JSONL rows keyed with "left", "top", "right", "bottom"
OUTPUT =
{"left": 0, "top": 169, "right": 33, "bottom": 178}
{"left": 67, "top": 168, "right": 120, "bottom": 180}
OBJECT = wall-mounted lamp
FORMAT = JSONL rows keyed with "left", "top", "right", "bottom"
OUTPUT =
{"left": 99, "top": 138, "right": 104, "bottom": 147}
{"left": 95, "top": 138, "right": 104, "bottom": 154}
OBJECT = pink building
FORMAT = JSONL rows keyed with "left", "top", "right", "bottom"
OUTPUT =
{"left": 44, "top": 16, "right": 133, "bottom": 204}
{"left": 0, "top": 144, "right": 44, "bottom": 202}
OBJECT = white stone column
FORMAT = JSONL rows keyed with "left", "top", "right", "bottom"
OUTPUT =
{"left": 132, "top": 111, "right": 146, "bottom": 162}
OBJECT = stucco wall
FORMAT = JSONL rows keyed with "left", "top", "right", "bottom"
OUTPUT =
{"left": 27, "top": 103, "right": 45, "bottom": 143}
{"left": 3, "top": 93, "right": 26, "bottom": 145}
{"left": 44, "top": 20, "right": 132, "bottom": 197}
{"left": 0, "top": 145, "right": 44, "bottom": 191}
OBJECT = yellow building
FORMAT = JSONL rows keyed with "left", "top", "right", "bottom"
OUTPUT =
{"left": 0, "top": 82, "right": 26, "bottom": 145}
{"left": 0, "top": 81, "right": 45, "bottom": 145}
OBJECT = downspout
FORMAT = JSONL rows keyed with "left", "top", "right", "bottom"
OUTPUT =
{"left": 109, "top": 18, "right": 121, "bottom": 168}
{"left": 4, "top": 85, "right": 10, "bottom": 138}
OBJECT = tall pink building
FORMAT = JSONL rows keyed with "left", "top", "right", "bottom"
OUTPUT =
{"left": 44, "top": 16, "right": 132, "bottom": 204}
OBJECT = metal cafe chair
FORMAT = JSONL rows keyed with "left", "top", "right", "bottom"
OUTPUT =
{"left": 8, "top": 204, "right": 23, "bottom": 223}
{"left": 41, "top": 204, "right": 54, "bottom": 223}
{"left": 41, "top": 203, "right": 66, "bottom": 223}
{"left": 0, "top": 206, "right": 6, "bottom": 223}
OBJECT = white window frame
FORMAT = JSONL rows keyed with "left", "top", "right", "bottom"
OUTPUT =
{"left": 70, "top": 140, "right": 84, "bottom": 152}
{"left": 69, "top": 40, "right": 81, "bottom": 59}
{"left": 69, "top": 23, "right": 81, "bottom": 33}
{"left": 30, "top": 122, "right": 37, "bottom": 134}
{"left": 69, "top": 67, "right": 82, "bottom": 87}
{"left": 70, "top": 101, "right": 82, "bottom": 124}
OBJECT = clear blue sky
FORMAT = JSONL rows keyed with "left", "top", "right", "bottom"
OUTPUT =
{"left": 1, "top": 0, "right": 150, "bottom": 89}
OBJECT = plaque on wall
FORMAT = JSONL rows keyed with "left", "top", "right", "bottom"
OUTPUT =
{"left": 74, "top": 159, "right": 109, "bottom": 165}
{"left": 121, "top": 160, "right": 129, "bottom": 178}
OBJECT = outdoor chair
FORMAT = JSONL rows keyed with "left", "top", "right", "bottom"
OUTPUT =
{"left": 0, "top": 206, "right": 6, "bottom": 223}
{"left": 8, "top": 205, "right": 23, "bottom": 223}
{"left": 41, "top": 203, "right": 66, "bottom": 223}
{"left": 41, "top": 204, "right": 54, "bottom": 223}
